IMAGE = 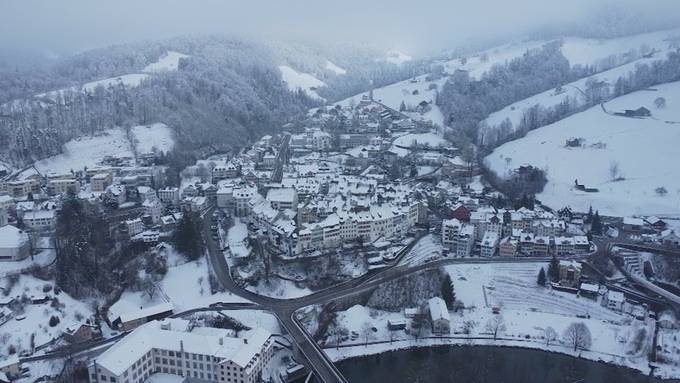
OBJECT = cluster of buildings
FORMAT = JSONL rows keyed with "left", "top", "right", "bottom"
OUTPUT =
{"left": 441, "top": 206, "right": 590, "bottom": 258}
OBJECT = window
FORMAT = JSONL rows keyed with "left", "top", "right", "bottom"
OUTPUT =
{"left": 169, "top": 351, "right": 175, "bottom": 357}
{"left": 162, "top": 358, "right": 167, "bottom": 364}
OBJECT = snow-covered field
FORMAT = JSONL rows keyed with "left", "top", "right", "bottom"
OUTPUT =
{"left": 143, "top": 51, "right": 190, "bottom": 73}
{"left": 486, "top": 81, "right": 680, "bottom": 216}
{"left": 322, "top": 262, "right": 654, "bottom": 376}
{"left": 390, "top": 132, "right": 448, "bottom": 157}
{"left": 108, "top": 250, "right": 249, "bottom": 325}
{"left": 247, "top": 278, "right": 312, "bottom": 299}
{"left": 226, "top": 220, "right": 250, "bottom": 259}
{"left": 0, "top": 244, "right": 55, "bottom": 278}
{"left": 385, "top": 50, "right": 412, "bottom": 65}
{"left": 481, "top": 46, "right": 676, "bottom": 139}
{"left": 325, "top": 60, "right": 346, "bottom": 75}
{"left": 33, "top": 127, "right": 134, "bottom": 176}
{"left": 278, "top": 65, "right": 326, "bottom": 100}
{"left": 0, "top": 275, "right": 93, "bottom": 354}
{"left": 337, "top": 74, "right": 447, "bottom": 128}
{"left": 131, "top": 123, "right": 175, "bottom": 155}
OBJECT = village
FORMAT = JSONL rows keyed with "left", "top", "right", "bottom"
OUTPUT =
{"left": 0, "top": 92, "right": 680, "bottom": 383}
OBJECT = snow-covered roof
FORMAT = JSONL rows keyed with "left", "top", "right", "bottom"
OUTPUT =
{"left": 95, "top": 320, "right": 271, "bottom": 376}
{"left": 266, "top": 188, "right": 296, "bottom": 203}
{"left": 623, "top": 217, "right": 644, "bottom": 226}
{"left": 118, "top": 302, "right": 174, "bottom": 324}
{"left": 580, "top": 283, "right": 599, "bottom": 293}
{"left": 0, "top": 225, "right": 29, "bottom": 249}
{"left": 428, "top": 297, "right": 449, "bottom": 322}
{"left": 608, "top": 291, "right": 625, "bottom": 303}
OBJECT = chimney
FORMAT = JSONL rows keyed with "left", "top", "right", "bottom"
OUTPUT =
{"left": 219, "top": 337, "right": 223, "bottom": 345}
{"left": 243, "top": 338, "right": 248, "bottom": 344}
{"left": 180, "top": 340, "right": 184, "bottom": 353}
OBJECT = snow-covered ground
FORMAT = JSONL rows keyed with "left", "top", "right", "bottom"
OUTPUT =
{"left": 226, "top": 220, "right": 250, "bottom": 259}
{"left": 399, "top": 235, "right": 443, "bottom": 266}
{"left": 0, "top": 242, "right": 55, "bottom": 278}
{"left": 131, "top": 123, "right": 175, "bottom": 155}
{"left": 247, "top": 278, "right": 312, "bottom": 299}
{"left": 0, "top": 275, "right": 94, "bottom": 354}
{"left": 321, "top": 262, "right": 655, "bottom": 376}
{"left": 219, "top": 309, "right": 281, "bottom": 335}
{"left": 480, "top": 45, "right": 676, "bottom": 140}
{"left": 325, "top": 60, "right": 346, "bottom": 75}
{"left": 385, "top": 50, "right": 412, "bottom": 65}
{"left": 33, "top": 127, "right": 134, "bottom": 176}
{"left": 486, "top": 81, "right": 680, "bottom": 216}
{"left": 278, "top": 65, "right": 326, "bottom": 100}
{"left": 143, "top": 51, "right": 190, "bottom": 73}
{"left": 390, "top": 132, "right": 448, "bottom": 157}
{"left": 108, "top": 250, "right": 249, "bottom": 325}
{"left": 32, "top": 50, "right": 189, "bottom": 102}
{"left": 337, "top": 74, "right": 447, "bottom": 128}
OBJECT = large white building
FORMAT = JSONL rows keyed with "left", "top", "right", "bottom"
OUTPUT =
{"left": 0, "top": 225, "right": 31, "bottom": 262}
{"left": 89, "top": 319, "right": 274, "bottom": 383}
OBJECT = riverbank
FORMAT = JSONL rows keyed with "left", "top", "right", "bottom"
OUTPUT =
{"left": 334, "top": 344, "right": 680, "bottom": 383}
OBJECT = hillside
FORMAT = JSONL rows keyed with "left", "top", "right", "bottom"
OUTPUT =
{"left": 485, "top": 81, "right": 680, "bottom": 216}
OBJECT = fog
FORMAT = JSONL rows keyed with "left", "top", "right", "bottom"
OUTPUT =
{"left": 2, "top": 0, "right": 680, "bottom": 56}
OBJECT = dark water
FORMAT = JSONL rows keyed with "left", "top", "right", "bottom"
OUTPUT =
{"left": 336, "top": 346, "right": 679, "bottom": 383}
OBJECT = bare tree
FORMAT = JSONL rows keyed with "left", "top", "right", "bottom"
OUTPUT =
{"left": 563, "top": 322, "right": 592, "bottom": 351}
{"left": 544, "top": 326, "right": 557, "bottom": 347}
{"left": 361, "top": 321, "right": 373, "bottom": 346}
{"left": 485, "top": 315, "right": 506, "bottom": 340}
{"left": 654, "top": 97, "right": 666, "bottom": 109}
{"left": 608, "top": 161, "right": 620, "bottom": 181}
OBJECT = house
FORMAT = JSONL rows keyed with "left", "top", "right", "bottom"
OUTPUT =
{"left": 22, "top": 209, "right": 56, "bottom": 230}
{"left": 91, "top": 173, "right": 113, "bottom": 192}
{"left": 63, "top": 323, "right": 98, "bottom": 343}
{"left": 387, "top": 319, "right": 407, "bottom": 331}
{"left": 428, "top": 297, "right": 450, "bottom": 335}
{"left": 0, "top": 355, "right": 20, "bottom": 379}
{"left": 579, "top": 283, "right": 599, "bottom": 299}
{"left": 661, "top": 231, "right": 680, "bottom": 248}
{"left": 645, "top": 216, "right": 667, "bottom": 231}
{"left": 623, "top": 107, "right": 651, "bottom": 117}
{"left": 658, "top": 310, "right": 677, "bottom": 329}
{"left": 455, "top": 224, "right": 475, "bottom": 257}
{"left": 0, "top": 225, "right": 31, "bottom": 262}
{"left": 30, "top": 294, "right": 51, "bottom": 304}
{"left": 0, "top": 208, "right": 8, "bottom": 227}
{"left": 112, "top": 302, "right": 174, "bottom": 331}
{"left": 441, "top": 218, "right": 461, "bottom": 249}
{"left": 558, "top": 260, "right": 582, "bottom": 288}
{"left": 480, "top": 231, "right": 499, "bottom": 257}
{"left": 499, "top": 237, "right": 518, "bottom": 257}
{"left": 126, "top": 218, "right": 144, "bottom": 236}
{"left": 623, "top": 217, "right": 644, "bottom": 231}
{"left": 606, "top": 290, "right": 625, "bottom": 312}
{"left": 266, "top": 188, "right": 298, "bottom": 211}
{"left": 404, "top": 308, "right": 419, "bottom": 318}
{"left": 158, "top": 187, "right": 180, "bottom": 205}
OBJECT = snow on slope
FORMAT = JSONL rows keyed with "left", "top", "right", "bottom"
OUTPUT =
{"left": 34, "top": 128, "right": 134, "bottom": 176}
{"left": 325, "top": 60, "right": 346, "bottom": 75}
{"left": 443, "top": 28, "right": 680, "bottom": 79}
{"left": 131, "top": 123, "right": 175, "bottom": 155}
{"left": 385, "top": 50, "right": 413, "bottom": 65}
{"left": 561, "top": 28, "right": 680, "bottom": 68}
{"left": 82, "top": 73, "right": 149, "bottom": 92}
{"left": 278, "top": 65, "right": 326, "bottom": 100}
{"left": 481, "top": 45, "right": 675, "bottom": 137}
{"left": 34, "top": 51, "right": 189, "bottom": 101}
{"left": 143, "top": 51, "right": 190, "bottom": 73}
{"left": 390, "top": 132, "right": 449, "bottom": 157}
{"left": 485, "top": 81, "right": 680, "bottom": 216}
{"left": 337, "top": 73, "right": 448, "bottom": 127}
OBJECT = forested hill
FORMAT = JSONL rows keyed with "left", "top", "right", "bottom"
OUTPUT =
{"left": 0, "top": 36, "right": 425, "bottom": 168}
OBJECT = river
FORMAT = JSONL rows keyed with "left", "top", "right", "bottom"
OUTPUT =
{"left": 336, "top": 345, "right": 679, "bottom": 383}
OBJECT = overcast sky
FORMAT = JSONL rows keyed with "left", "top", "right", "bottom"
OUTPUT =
{"left": 1, "top": 0, "right": 679, "bottom": 56}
